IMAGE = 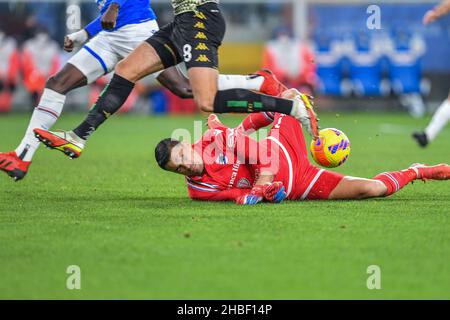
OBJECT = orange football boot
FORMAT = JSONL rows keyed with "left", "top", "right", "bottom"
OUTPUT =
{"left": 0, "top": 151, "right": 31, "bottom": 181}
{"left": 253, "top": 69, "right": 288, "bottom": 97}
{"left": 410, "top": 163, "right": 450, "bottom": 181}
{"left": 34, "top": 129, "right": 84, "bottom": 159}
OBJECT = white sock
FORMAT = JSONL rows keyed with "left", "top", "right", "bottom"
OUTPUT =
{"left": 425, "top": 99, "right": 450, "bottom": 141}
{"left": 15, "top": 89, "right": 66, "bottom": 162}
{"left": 218, "top": 74, "right": 264, "bottom": 91}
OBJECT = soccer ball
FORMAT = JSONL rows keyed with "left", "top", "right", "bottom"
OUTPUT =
{"left": 310, "top": 128, "right": 351, "bottom": 168}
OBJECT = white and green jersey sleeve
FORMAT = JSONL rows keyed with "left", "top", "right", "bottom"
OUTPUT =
{"left": 172, "top": 0, "right": 219, "bottom": 15}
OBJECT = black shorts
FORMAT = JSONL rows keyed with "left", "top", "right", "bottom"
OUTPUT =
{"left": 146, "top": 2, "right": 226, "bottom": 70}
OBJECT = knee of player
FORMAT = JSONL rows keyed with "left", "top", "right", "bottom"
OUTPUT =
{"left": 115, "top": 58, "right": 139, "bottom": 79}
{"left": 169, "top": 84, "right": 192, "bottom": 99}
{"left": 196, "top": 98, "right": 214, "bottom": 113}
{"left": 45, "top": 75, "right": 64, "bottom": 94}
{"left": 115, "top": 60, "right": 131, "bottom": 78}
{"left": 199, "top": 105, "right": 214, "bottom": 113}
{"left": 180, "top": 91, "right": 193, "bottom": 99}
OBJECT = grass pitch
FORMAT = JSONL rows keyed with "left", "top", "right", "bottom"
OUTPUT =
{"left": 0, "top": 112, "right": 449, "bottom": 299}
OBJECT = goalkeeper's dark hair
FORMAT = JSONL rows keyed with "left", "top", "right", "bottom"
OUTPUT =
{"left": 155, "top": 138, "right": 180, "bottom": 170}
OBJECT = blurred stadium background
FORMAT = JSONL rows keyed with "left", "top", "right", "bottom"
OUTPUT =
{"left": 1, "top": 1, "right": 450, "bottom": 299}
{"left": 0, "top": 0, "right": 449, "bottom": 117}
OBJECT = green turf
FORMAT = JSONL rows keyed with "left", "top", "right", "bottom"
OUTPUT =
{"left": 0, "top": 112, "right": 449, "bottom": 299}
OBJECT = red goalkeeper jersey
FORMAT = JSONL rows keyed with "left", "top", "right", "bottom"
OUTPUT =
{"left": 186, "top": 113, "right": 345, "bottom": 202}
{"left": 186, "top": 126, "right": 272, "bottom": 202}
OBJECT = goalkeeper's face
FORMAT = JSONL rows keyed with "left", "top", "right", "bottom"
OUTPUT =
{"left": 166, "top": 142, "right": 204, "bottom": 176}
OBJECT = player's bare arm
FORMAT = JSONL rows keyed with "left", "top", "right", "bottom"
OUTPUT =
{"left": 65, "top": 1, "right": 119, "bottom": 52}
{"left": 423, "top": 0, "right": 450, "bottom": 24}
{"left": 101, "top": 2, "right": 119, "bottom": 30}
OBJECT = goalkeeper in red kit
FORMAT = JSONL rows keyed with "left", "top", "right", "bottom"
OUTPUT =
{"left": 156, "top": 90, "right": 450, "bottom": 205}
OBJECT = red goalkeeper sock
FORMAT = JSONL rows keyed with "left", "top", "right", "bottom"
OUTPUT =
{"left": 240, "top": 112, "right": 275, "bottom": 133}
{"left": 373, "top": 168, "right": 418, "bottom": 196}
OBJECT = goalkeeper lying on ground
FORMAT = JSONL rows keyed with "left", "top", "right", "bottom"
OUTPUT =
{"left": 155, "top": 90, "right": 450, "bottom": 205}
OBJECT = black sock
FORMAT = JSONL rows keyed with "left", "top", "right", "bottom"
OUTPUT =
{"left": 73, "top": 74, "right": 135, "bottom": 140}
{"left": 213, "top": 89, "right": 293, "bottom": 114}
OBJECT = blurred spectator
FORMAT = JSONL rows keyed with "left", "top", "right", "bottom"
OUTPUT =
{"left": 347, "top": 30, "right": 389, "bottom": 97}
{"left": 312, "top": 30, "right": 351, "bottom": 96}
{"left": 387, "top": 28, "right": 428, "bottom": 117}
{"left": 0, "top": 30, "right": 20, "bottom": 112}
{"left": 21, "top": 28, "right": 61, "bottom": 107}
{"left": 134, "top": 76, "right": 168, "bottom": 114}
{"left": 262, "top": 27, "right": 316, "bottom": 94}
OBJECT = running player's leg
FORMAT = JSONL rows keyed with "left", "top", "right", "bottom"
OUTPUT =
{"left": 31, "top": 34, "right": 123, "bottom": 159}
{"left": 217, "top": 70, "right": 286, "bottom": 96}
{"left": 65, "top": 10, "right": 280, "bottom": 142}
{"left": 192, "top": 70, "right": 306, "bottom": 117}
{"left": 34, "top": 22, "right": 178, "bottom": 156}
{"left": 34, "top": 5, "right": 311, "bottom": 158}
{"left": 77, "top": 1, "right": 312, "bottom": 137}
{"left": 0, "top": 35, "right": 117, "bottom": 180}
{"left": 188, "top": 67, "right": 219, "bottom": 112}
{"left": 156, "top": 65, "right": 193, "bottom": 99}
{"left": 413, "top": 93, "right": 450, "bottom": 147}
{"left": 69, "top": 41, "right": 165, "bottom": 141}
{"left": 176, "top": 3, "right": 316, "bottom": 135}
{"left": 235, "top": 90, "right": 305, "bottom": 134}
{"left": 15, "top": 64, "right": 86, "bottom": 160}
{"left": 157, "top": 65, "right": 283, "bottom": 100}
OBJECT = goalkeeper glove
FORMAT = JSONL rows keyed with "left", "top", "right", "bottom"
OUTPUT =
{"left": 236, "top": 185, "right": 264, "bottom": 205}
{"left": 236, "top": 182, "right": 287, "bottom": 205}
{"left": 263, "top": 181, "right": 287, "bottom": 203}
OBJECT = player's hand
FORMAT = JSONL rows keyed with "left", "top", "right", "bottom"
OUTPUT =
{"left": 262, "top": 181, "right": 287, "bottom": 203}
{"left": 236, "top": 185, "right": 264, "bottom": 205}
{"left": 236, "top": 193, "right": 263, "bottom": 205}
{"left": 423, "top": 9, "right": 439, "bottom": 25}
{"left": 63, "top": 36, "right": 74, "bottom": 52}
{"left": 64, "top": 30, "right": 88, "bottom": 52}
{"left": 236, "top": 183, "right": 287, "bottom": 205}
{"left": 101, "top": 3, "right": 119, "bottom": 30}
